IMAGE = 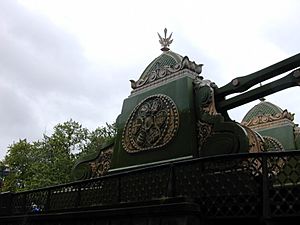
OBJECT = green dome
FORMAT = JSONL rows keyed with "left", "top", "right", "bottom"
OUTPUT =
{"left": 242, "top": 100, "right": 283, "bottom": 123}
{"left": 140, "top": 51, "right": 183, "bottom": 79}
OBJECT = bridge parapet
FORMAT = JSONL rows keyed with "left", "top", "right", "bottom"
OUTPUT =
{"left": 1, "top": 151, "right": 300, "bottom": 223}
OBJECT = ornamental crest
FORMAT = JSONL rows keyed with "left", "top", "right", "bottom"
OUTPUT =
{"left": 89, "top": 146, "right": 113, "bottom": 178}
{"left": 122, "top": 94, "right": 179, "bottom": 153}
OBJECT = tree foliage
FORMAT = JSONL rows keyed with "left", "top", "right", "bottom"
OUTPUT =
{"left": 1, "top": 120, "right": 116, "bottom": 192}
{"left": 79, "top": 122, "right": 116, "bottom": 158}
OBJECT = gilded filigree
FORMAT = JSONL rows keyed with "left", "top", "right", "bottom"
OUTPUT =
{"left": 122, "top": 94, "right": 179, "bottom": 153}
{"left": 131, "top": 56, "right": 203, "bottom": 91}
{"left": 193, "top": 76, "right": 220, "bottom": 117}
{"left": 263, "top": 136, "right": 286, "bottom": 175}
{"left": 194, "top": 77, "right": 222, "bottom": 154}
{"left": 245, "top": 135, "right": 286, "bottom": 176}
{"left": 242, "top": 125, "right": 265, "bottom": 153}
{"left": 242, "top": 109, "right": 294, "bottom": 127}
{"left": 89, "top": 147, "right": 113, "bottom": 178}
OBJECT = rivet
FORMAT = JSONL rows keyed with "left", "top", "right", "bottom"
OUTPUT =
{"left": 293, "top": 70, "right": 300, "bottom": 78}
{"left": 232, "top": 79, "right": 239, "bottom": 86}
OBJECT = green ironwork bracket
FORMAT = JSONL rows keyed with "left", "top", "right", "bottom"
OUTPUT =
{"left": 218, "top": 69, "right": 300, "bottom": 111}
{"left": 215, "top": 53, "right": 300, "bottom": 112}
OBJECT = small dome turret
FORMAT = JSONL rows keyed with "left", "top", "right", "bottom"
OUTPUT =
{"left": 129, "top": 28, "right": 202, "bottom": 95}
{"left": 140, "top": 51, "right": 183, "bottom": 80}
{"left": 242, "top": 100, "right": 283, "bottom": 123}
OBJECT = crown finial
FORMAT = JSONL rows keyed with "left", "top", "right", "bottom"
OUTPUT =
{"left": 158, "top": 28, "right": 173, "bottom": 51}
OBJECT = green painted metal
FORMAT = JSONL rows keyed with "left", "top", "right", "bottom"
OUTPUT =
{"left": 215, "top": 53, "right": 300, "bottom": 113}
{"left": 216, "top": 53, "right": 300, "bottom": 98}
{"left": 217, "top": 69, "right": 300, "bottom": 112}
{"left": 295, "top": 134, "right": 300, "bottom": 149}
{"left": 111, "top": 75, "right": 198, "bottom": 169}
{"left": 258, "top": 125, "right": 296, "bottom": 150}
{"left": 72, "top": 46, "right": 300, "bottom": 179}
{"left": 72, "top": 140, "right": 115, "bottom": 180}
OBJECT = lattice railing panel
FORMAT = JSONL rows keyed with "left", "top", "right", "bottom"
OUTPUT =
{"left": 48, "top": 184, "right": 80, "bottom": 211}
{"left": 3, "top": 151, "right": 300, "bottom": 220}
{"left": 79, "top": 176, "right": 119, "bottom": 207}
{"left": 174, "top": 155, "right": 262, "bottom": 218}
{"left": 269, "top": 154, "right": 300, "bottom": 217}
{"left": 120, "top": 166, "right": 170, "bottom": 203}
{"left": 11, "top": 194, "right": 25, "bottom": 214}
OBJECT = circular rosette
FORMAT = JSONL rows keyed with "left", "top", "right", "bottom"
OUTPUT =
{"left": 122, "top": 94, "right": 179, "bottom": 153}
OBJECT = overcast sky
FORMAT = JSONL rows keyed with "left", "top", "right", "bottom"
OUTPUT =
{"left": 1, "top": 0, "right": 300, "bottom": 159}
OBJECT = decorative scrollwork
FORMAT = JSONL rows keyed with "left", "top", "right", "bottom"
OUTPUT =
{"left": 197, "top": 120, "right": 212, "bottom": 152}
{"left": 193, "top": 76, "right": 224, "bottom": 127}
{"left": 122, "top": 94, "right": 179, "bottom": 153}
{"left": 89, "top": 146, "right": 114, "bottom": 178}
{"left": 242, "top": 125, "right": 265, "bottom": 153}
{"left": 242, "top": 109, "right": 294, "bottom": 127}
{"left": 263, "top": 136, "right": 286, "bottom": 175}
{"left": 131, "top": 56, "right": 203, "bottom": 91}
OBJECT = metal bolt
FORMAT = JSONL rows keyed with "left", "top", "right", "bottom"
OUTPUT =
{"left": 293, "top": 70, "right": 300, "bottom": 78}
{"left": 232, "top": 79, "right": 239, "bottom": 86}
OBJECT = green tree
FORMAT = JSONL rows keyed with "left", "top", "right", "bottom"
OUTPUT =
{"left": 79, "top": 122, "right": 116, "bottom": 158}
{"left": 41, "top": 119, "right": 89, "bottom": 185}
{"left": 3, "top": 139, "right": 34, "bottom": 191}
{"left": 2, "top": 120, "right": 116, "bottom": 191}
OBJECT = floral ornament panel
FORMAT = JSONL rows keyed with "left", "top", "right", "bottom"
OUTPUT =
{"left": 122, "top": 94, "right": 179, "bottom": 153}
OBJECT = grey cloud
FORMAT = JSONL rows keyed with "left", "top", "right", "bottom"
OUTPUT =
{"left": 262, "top": 2, "right": 300, "bottom": 55}
{"left": 0, "top": 84, "right": 36, "bottom": 133}
{"left": 0, "top": 1, "right": 88, "bottom": 97}
{"left": 0, "top": 1, "right": 113, "bottom": 158}
{"left": 0, "top": 1, "right": 137, "bottom": 159}
{"left": 0, "top": 82, "right": 42, "bottom": 158}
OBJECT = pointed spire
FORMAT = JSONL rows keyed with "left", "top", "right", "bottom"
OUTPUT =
{"left": 259, "top": 83, "right": 266, "bottom": 101}
{"left": 158, "top": 28, "right": 173, "bottom": 51}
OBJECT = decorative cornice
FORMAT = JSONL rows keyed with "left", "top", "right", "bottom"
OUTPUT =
{"left": 245, "top": 119, "right": 294, "bottom": 132}
{"left": 130, "top": 56, "right": 203, "bottom": 93}
{"left": 130, "top": 69, "right": 197, "bottom": 96}
{"left": 242, "top": 109, "right": 294, "bottom": 127}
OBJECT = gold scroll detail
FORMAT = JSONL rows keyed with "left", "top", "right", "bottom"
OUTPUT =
{"left": 89, "top": 146, "right": 113, "bottom": 178}
{"left": 242, "top": 109, "right": 294, "bottom": 127}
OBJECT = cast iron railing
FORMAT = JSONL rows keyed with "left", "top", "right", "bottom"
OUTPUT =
{"left": 1, "top": 150, "right": 300, "bottom": 220}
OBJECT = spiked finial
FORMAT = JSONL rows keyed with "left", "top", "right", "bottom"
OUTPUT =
{"left": 259, "top": 83, "right": 266, "bottom": 101}
{"left": 158, "top": 28, "right": 173, "bottom": 51}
